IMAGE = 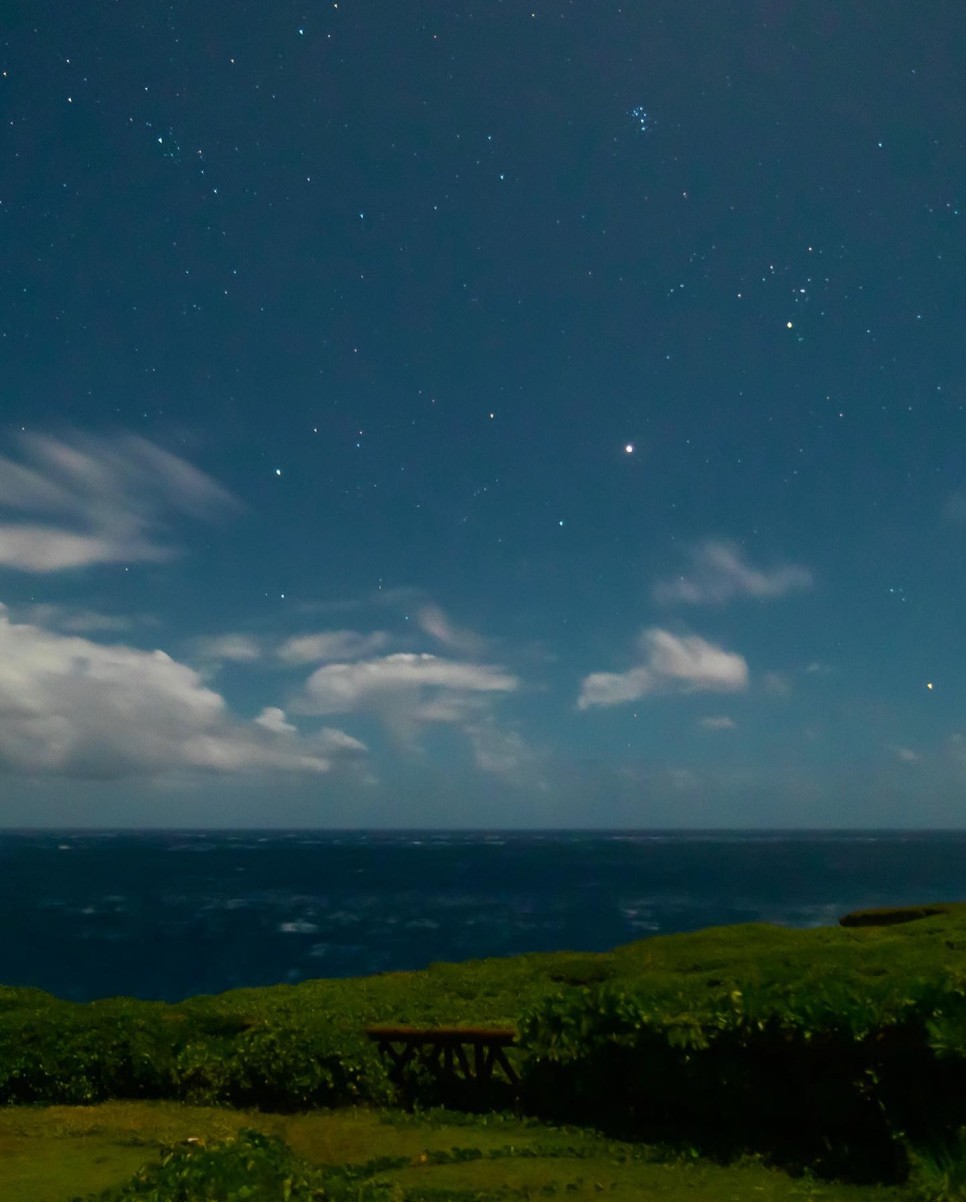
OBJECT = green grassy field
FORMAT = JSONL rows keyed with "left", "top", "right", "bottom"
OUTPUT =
{"left": 0, "top": 1100, "right": 907, "bottom": 1202}
{"left": 4, "top": 903, "right": 966, "bottom": 1200}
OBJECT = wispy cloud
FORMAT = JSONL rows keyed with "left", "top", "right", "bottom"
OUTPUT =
{"left": 278, "top": 629, "right": 390, "bottom": 665}
{"left": 0, "top": 433, "right": 238, "bottom": 572}
{"left": 298, "top": 653, "right": 518, "bottom": 714}
{"left": 462, "top": 718, "right": 541, "bottom": 782}
{"left": 12, "top": 603, "right": 139, "bottom": 633}
{"left": 804, "top": 661, "right": 835, "bottom": 676}
{"left": 193, "top": 634, "right": 263, "bottom": 663}
{"left": 293, "top": 649, "right": 522, "bottom": 766}
{"left": 761, "top": 671, "right": 792, "bottom": 698}
{"left": 0, "top": 606, "right": 361, "bottom": 779}
{"left": 416, "top": 604, "right": 486, "bottom": 656}
{"left": 578, "top": 628, "right": 749, "bottom": 710}
{"left": 891, "top": 745, "right": 921, "bottom": 764}
{"left": 654, "top": 541, "right": 812, "bottom": 605}
{"left": 700, "top": 715, "right": 737, "bottom": 730}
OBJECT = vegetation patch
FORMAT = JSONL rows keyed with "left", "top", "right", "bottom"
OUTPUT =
{"left": 2, "top": 1101, "right": 907, "bottom": 1202}
{"left": 839, "top": 906, "right": 959, "bottom": 928}
{"left": 5, "top": 905, "right": 966, "bottom": 1193}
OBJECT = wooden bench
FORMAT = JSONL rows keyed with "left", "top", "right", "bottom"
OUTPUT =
{"left": 364, "top": 1025, "right": 519, "bottom": 1088}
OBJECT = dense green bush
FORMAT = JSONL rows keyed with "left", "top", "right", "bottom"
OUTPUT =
{"left": 219, "top": 1020, "right": 392, "bottom": 1110}
{"left": 0, "top": 1000, "right": 391, "bottom": 1111}
{"left": 518, "top": 976, "right": 966, "bottom": 1180}
{"left": 0, "top": 1008, "right": 177, "bottom": 1104}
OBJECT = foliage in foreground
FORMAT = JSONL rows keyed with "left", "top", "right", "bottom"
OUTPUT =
{"left": 0, "top": 1005, "right": 393, "bottom": 1111}
{"left": 6, "top": 903, "right": 966, "bottom": 1184}
{"left": 70, "top": 1129, "right": 329, "bottom": 1201}
{"left": 39, "top": 1106, "right": 902, "bottom": 1202}
{"left": 519, "top": 969, "right": 966, "bottom": 1181}
{"left": 906, "top": 1130, "right": 966, "bottom": 1202}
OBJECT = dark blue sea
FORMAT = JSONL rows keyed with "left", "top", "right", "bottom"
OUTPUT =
{"left": 2, "top": 829, "right": 964, "bottom": 1003}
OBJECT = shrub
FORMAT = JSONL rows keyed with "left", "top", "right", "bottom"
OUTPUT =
{"left": 518, "top": 977, "right": 966, "bottom": 1181}
{"left": 69, "top": 1129, "right": 328, "bottom": 1201}
{"left": 0, "top": 1002, "right": 391, "bottom": 1111}
{"left": 0, "top": 1009, "right": 176, "bottom": 1104}
{"left": 222, "top": 1020, "right": 392, "bottom": 1110}
{"left": 907, "top": 1129, "right": 966, "bottom": 1202}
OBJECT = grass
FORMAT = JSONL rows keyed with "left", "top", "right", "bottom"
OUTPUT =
{"left": 0, "top": 1101, "right": 908, "bottom": 1202}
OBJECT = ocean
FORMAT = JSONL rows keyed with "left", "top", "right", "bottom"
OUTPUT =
{"left": 1, "top": 829, "right": 963, "bottom": 1003}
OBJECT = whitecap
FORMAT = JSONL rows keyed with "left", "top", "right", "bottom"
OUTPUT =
{"left": 278, "top": 920, "right": 319, "bottom": 934}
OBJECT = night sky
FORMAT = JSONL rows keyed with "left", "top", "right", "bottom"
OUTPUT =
{"left": 2, "top": 2, "right": 965, "bottom": 827}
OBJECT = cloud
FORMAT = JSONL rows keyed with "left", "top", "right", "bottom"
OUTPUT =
{"left": 654, "top": 541, "right": 813, "bottom": 604}
{"left": 254, "top": 706, "right": 297, "bottom": 735}
{"left": 298, "top": 652, "right": 518, "bottom": 715}
{"left": 416, "top": 604, "right": 486, "bottom": 655}
{"left": 293, "top": 650, "right": 522, "bottom": 766}
{"left": 804, "top": 661, "right": 835, "bottom": 676}
{"left": 0, "top": 606, "right": 361, "bottom": 779}
{"left": 700, "top": 715, "right": 736, "bottom": 730}
{"left": 13, "top": 603, "right": 138, "bottom": 633}
{"left": 467, "top": 725, "right": 528, "bottom": 775}
{"left": 0, "top": 433, "right": 238, "bottom": 572}
{"left": 194, "top": 634, "right": 262, "bottom": 663}
{"left": 578, "top": 628, "right": 748, "bottom": 710}
{"left": 461, "top": 718, "right": 543, "bottom": 783}
{"left": 761, "top": 671, "right": 792, "bottom": 698}
{"left": 277, "top": 629, "right": 390, "bottom": 665}
{"left": 892, "top": 745, "right": 921, "bottom": 764}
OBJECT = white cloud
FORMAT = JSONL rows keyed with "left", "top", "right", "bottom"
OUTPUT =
{"left": 0, "top": 433, "right": 237, "bottom": 572}
{"left": 277, "top": 629, "right": 390, "bottom": 664}
{"left": 312, "top": 727, "right": 368, "bottom": 754}
{"left": 299, "top": 652, "right": 518, "bottom": 714}
{"left": 0, "top": 607, "right": 360, "bottom": 779}
{"left": 14, "top": 603, "right": 137, "bottom": 633}
{"left": 578, "top": 628, "right": 748, "bottom": 710}
{"left": 579, "top": 666, "right": 656, "bottom": 711}
{"left": 194, "top": 634, "right": 262, "bottom": 663}
{"left": 804, "top": 661, "right": 835, "bottom": 676}
{"left": 892, "top": 746, "right": 921, "bottom": 764}
{"left": 464, "top": 720, "right": 535, "bottom": 780}
{"left": 416, "top": 604, "right": 485, "bottom": 655}
{"left": 700, "top": 715, "right": 736, "bottom": 730}
{"left": 654, "top": 541, "right": 812, "bottom": 605}
{"left": 254, "top": 706, "right": 297, "bottom": 735}
{"left": 294, "top": 650, "right": 522, "bottom": 765}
